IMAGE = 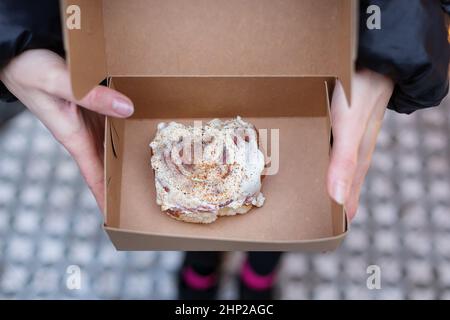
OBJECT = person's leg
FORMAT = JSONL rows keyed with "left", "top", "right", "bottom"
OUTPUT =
{"left": 239, "top": 252, "right": 283, "bottom": 300}
{"left": 178, "top": 251, "right": 222, "bottom": 299}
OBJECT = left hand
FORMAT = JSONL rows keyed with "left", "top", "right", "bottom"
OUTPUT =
{"left": 0, "top": 49, "right": 134, "bottom": 213}
{"left": 327, "top": 68, "right": 394, "bottom": 221}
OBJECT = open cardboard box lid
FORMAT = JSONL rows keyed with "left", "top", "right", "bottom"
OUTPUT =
{"left": 62, "top": 0, "right": 357, "bottom": 251}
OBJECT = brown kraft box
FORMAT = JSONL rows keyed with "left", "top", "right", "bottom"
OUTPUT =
{"left": 62, "top": 0, "right": 357, "bottom": 251}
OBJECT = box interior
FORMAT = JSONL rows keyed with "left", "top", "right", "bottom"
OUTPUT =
{"left": 105, "top": 77, "right": 345, "bottom": 243}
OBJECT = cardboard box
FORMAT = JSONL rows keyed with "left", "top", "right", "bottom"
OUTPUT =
{"left": 62, "top": 0, "right": 356, "bottom": 251}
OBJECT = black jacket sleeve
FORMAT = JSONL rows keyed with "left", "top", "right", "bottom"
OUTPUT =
{"left": 441, "top": 0, "right": 450, "bottom": 14}
{"left": 0, "top": 0, "right": 64, "bottom": 102}
{"left": 358, "top": 0, "right": 450, "bottom": 114}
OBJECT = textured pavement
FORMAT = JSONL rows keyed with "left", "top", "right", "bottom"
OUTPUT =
{"left": 0, "top": 96, "right": 449, "bottom": 300}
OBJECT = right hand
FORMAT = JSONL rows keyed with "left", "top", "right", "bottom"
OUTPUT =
{"left": 327, "top": 68, "right": 394, "bottom": 221}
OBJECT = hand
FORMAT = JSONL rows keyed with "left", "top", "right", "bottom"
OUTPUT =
{"left": 327, "top": 68, "right": 394, "bottom": 221}
{"left": 0, "top": 49, "right": 134, "bottom": 213}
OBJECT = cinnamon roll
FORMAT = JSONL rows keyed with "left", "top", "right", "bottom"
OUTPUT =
{"left": 149, "top": 116, "right": 265, "bottom": 224}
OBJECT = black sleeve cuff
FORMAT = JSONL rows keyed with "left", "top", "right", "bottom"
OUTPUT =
{"left": 0, "top": 0, "right": 64, "bottom": 103}
{"left": 357, "top": 0, "right": 449, "bottom": 114}
{"left": 0, "top": 80, "right": 17, "bottom": 103}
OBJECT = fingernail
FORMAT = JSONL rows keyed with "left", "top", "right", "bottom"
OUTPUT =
{"left": 112, "top": 98, "right": 134, "bottom": 117}
{"left": 332, "top": 180, "right": 348, "bottom": 204}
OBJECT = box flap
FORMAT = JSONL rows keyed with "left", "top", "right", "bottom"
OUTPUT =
{"left": 63, "top": 0, "right": 356, "bottom": 101}
{"left": 62, "top": 0, "right": 107, "bottom": 99}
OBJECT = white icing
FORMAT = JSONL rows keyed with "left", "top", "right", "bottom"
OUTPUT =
{"left": 149, "top": 117, "right": 265, "bottom": 215}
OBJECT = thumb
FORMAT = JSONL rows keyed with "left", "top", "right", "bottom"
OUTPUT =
{"left": 38, "top": 50, "right": 134, "bottom": 118}
{"left": 327, "top": 134, "right": 359, "bottom": 205}
{"left": 327, "top": 81, "right": 365, "bottom": 205}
